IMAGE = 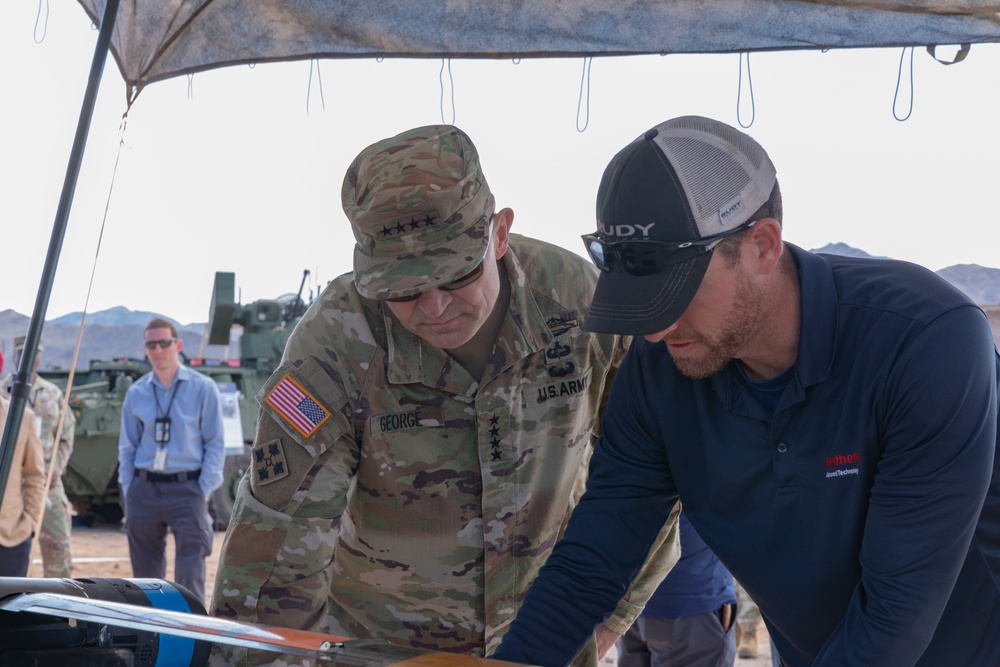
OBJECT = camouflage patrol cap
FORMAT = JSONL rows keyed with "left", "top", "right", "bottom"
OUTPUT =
{"left": 14, "top": 335, "right": 42, "bottom": 351}
{"left": 343, "top": 124, "right": 494, "bottom": 300}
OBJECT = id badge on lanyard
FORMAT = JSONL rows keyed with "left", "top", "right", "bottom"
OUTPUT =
{"left": 153, "top": 446, "right": 168, "bottom": 471}
{"left": 154, "top": 416, "right": 172, "bottom": 444}
{"left": 153, "top": 416, "right": 171, "bottom": 471}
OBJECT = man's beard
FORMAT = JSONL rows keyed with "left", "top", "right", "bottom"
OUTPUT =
{"left": 670, "top": 275, "right": 764, "bottom": 380}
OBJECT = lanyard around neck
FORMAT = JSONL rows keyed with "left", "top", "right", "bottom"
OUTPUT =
{"left": 152, "top": 380, "right": 181, "bottom": 420}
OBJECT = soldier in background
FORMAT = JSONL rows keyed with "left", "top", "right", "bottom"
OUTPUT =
{"left": 1, "top": 336, "right": 76, "bottom": 578}
{"left": 211, "top": 124, "right": 679, "bottom": 667}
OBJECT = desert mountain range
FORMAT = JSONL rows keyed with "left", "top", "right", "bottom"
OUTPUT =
{"left": 2, "top": 244, "right": 998, "bottom": 371}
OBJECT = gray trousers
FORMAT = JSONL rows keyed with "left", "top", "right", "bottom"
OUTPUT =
{"left": 617, "top": 610, "right": 737, "bottom": 667}
{"left": 124, "top": 477, "right": 213, "bottom": 606}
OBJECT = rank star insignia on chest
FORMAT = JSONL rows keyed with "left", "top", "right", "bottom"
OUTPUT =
{"left": 266, "top": 374, "right": 331, "bottom": 437}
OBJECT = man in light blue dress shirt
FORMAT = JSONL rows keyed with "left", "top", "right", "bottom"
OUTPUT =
{"left": 118, "top": 317, "right": 225, "bottom": 605}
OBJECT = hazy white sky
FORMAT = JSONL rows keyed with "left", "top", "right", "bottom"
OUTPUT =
{"left": 2, "top": 3, "right": 999, "bottom": 325}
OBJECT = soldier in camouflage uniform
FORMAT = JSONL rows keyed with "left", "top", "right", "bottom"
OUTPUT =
{"left": 210, "top": 125, "right": 680, "bottom": 667}
{"left": 1, "top": 336, "right": 76, "bottom": 578}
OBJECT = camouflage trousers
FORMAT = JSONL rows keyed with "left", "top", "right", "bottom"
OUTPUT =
{"left": 39, "top": 476, "right": 73, "bottom": 578}
{"left": 735, "top": 580, "right": 761, "bottom": 634}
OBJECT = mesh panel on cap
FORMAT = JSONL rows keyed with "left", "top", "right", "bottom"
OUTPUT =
{"left": 654, "top": 116, "right": 775, "bottom": 239}
{"left": 666, "top": 137, "right": 751, "bottom": 233}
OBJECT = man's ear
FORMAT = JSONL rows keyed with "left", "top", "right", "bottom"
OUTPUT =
{"left": 747, "top": 218, "right": 783, "bottom": 273}
{"left": 493, "top": 207, "right": 514, "bottom": 259}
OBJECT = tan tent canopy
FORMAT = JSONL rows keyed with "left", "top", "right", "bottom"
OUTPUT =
{"left": 76, "top": 0, "right": 1000, "bottom": 101}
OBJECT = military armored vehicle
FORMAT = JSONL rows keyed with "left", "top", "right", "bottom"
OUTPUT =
{"left": 41, "top": 271, "right": 312, "bottom": 530}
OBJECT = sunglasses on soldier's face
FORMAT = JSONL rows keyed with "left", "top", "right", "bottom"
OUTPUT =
{"left": 384, "top": 261, "right": 486, "bottom": 303}
{"left": 144, "top": 338, "right": 178, "bottom": 350}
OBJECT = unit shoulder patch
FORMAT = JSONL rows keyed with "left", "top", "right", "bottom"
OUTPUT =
{"left": 252, "top": 438, "right": 290, "bottom": 486}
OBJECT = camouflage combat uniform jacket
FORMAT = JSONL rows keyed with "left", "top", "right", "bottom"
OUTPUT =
{"left": 212, "top": 235, "right": 679, "bottom": 665}
{"left": 1, "top": 373, "right": 74, "bottom": 476}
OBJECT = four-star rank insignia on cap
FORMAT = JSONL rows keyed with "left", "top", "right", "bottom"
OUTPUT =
{"left": 265, "top": 374, "right": 331, "bottom": 438}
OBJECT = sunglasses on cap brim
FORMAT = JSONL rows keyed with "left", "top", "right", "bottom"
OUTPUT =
{"left": 581, "top": 219, "right": 757, "bottom": 276}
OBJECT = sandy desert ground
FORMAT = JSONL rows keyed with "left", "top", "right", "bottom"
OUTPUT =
{"left": 26, "top": 524, "right": 774, "bottom": 666}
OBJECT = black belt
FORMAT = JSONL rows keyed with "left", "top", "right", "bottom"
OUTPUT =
{"left": 136, "top": 469, "right": 201, "bottom": 483}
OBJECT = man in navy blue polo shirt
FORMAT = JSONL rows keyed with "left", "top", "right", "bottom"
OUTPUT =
{"left": 493, "top": 116, "right": 1000, "bottom": 667}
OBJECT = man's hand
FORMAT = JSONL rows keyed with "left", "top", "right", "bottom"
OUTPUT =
{"left": 595, "top": 623, "right": 621, "bottom": 659}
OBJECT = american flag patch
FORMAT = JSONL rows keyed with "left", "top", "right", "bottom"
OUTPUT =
{"left": 265, "top": 375, "right": 331, "bottom": 438}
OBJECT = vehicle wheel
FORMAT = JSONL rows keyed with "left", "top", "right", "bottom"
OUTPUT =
{"left": 209, "top": 450, "right": 249, "bottom": 531}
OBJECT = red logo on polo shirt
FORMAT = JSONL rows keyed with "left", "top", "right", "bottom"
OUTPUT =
{"left": 825, "top": 452, "right": 861, "bottom": 479}
{"left": 825, "top": 452, "right": 860, "bottom": 467}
